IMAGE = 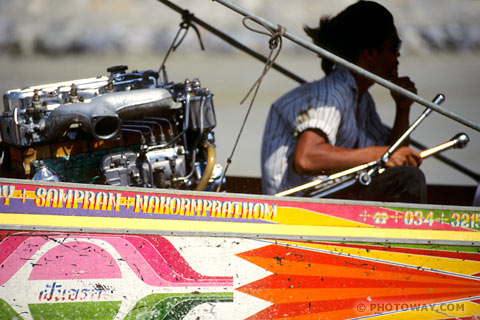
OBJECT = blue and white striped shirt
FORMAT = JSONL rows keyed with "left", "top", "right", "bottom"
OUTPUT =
{"left": 261, "top": 66, "right": 390, "bottom": 195}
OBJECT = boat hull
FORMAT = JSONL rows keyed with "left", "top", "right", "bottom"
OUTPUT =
{"left": 1, "top": 178, "right": 479, "bottom": 319}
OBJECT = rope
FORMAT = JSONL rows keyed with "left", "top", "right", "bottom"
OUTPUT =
{"left": 158, "top": 10, "right": 205, "bottom": 74}
{"left": 217, "top": 17, "right": 286, "bottom": 191}
{"left": 239, "top": 18, "right": 286, "bottom": 104}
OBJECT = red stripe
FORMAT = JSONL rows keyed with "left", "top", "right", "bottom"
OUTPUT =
{"left": 246, "top": 291, "right": 480, "bottom": 319}
{"left": 440, "top": 318, "right": 480, "bottom": 320}
{"left": 238, "top": 274, "right": 479, "bottom": 290}
{"left": 237, "top": 245, "right": 480, "bottom": 285}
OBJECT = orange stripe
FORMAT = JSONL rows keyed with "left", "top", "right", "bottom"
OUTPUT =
{"left": 249, "top": 293, "right": 480, "bottom": 320}
{"left": 277, "top": 241, "right": 480, "bottom": 276}
{"left": 238, "top": 256, "right": 479, "bottom": 286}
{"left": 238, "top": 286, "right": 480, "bottom": 304}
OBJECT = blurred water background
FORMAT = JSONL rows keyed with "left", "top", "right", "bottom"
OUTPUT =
{"left": 0, "top": 0, "right": 479, "bottom": 187}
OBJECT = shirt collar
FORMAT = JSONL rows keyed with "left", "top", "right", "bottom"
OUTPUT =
{"left": 331, "top": 65, "right": 358, "bottom": 92}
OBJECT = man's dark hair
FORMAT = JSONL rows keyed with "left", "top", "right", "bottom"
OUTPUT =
{"left": 304, "top": 1, "right": 395, "bottom": 75}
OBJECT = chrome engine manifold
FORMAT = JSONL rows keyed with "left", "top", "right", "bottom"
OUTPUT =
{"left": 0, "top": 65, "right": 224, "bottom": 191}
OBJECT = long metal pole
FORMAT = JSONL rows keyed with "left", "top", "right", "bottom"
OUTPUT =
{"left": 213, "top": 0, "right": 480, "bottom": 133}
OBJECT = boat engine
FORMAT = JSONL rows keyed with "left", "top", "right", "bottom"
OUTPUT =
{"left": 0, "top": 65, "right": 224, "bottom": 191}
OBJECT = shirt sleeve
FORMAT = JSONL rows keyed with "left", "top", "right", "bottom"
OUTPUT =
{"left": 294, "top": 104, "right": 341, "bottom": 145}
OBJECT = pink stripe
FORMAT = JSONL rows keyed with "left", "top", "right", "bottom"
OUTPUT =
{"left": 68, "top": 235, "right": 232, "bottom": 287}
{"left": 126, "top": 235, "right": 232, "bottom": 285}
{"left": 2, "top": 233, "right": 232, "bottom": 287}
{"left": 105, "top": 236, "right": 232, "bottom": 287}
{"left": 0, "top": 236, "right": 48, "bottom": 285}
{"left": 29, "top": 240, "right": 121, "bottom": 280}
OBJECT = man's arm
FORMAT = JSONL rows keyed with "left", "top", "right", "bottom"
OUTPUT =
{"left": 293, "top": 129, "right": 422, "bottom": 175}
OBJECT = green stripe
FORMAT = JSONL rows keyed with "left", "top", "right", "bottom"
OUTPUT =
{"left": 326, "top": 240, "right": 480, "bottom": 253}
{"left": 0, "top": 299, "right": 23, "bottom": 320}
{"left": 29, "top": 301, "right": 121, "bottom": 320}
{"left": 125, "top": 292, "right": 233, "bottom": 320}
{"left": 386, "top": 207, "right": 480, "bottom": 231}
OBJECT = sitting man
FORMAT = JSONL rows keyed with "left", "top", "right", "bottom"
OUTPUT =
{"left": 261, "top": 1, "right": 426, "bottom": 203}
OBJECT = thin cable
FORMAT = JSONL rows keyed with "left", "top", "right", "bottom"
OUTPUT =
{"left": 217, "top": 17, "right": 286, "bottom": 191}
{"left": 158, "top": 10, "right": 204, "bottom": 74}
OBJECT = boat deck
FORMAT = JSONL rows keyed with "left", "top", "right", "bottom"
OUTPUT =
{"left": 226, "top": 176, "right": 478, "bottom": 206}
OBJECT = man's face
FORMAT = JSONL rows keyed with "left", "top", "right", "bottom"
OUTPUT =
{"left": 372, "top": 32, "right": 401, "bottom": 80}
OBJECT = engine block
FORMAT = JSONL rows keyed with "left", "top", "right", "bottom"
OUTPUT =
{"left": 0, "top": 65, "right": 223, "bottom": 191}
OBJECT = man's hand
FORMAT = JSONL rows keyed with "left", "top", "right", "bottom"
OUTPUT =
{"left": 391, "top": 76, "right": 417, "bottom": 110}
{"left": 385, "top": 146, "right": 422, "bottom": 167}
{"left": 294, "top": 130, "right": 423, "bottom": 175}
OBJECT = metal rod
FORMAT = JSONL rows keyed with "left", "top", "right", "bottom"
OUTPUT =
{"left": 212, "top": 0, "right": 480, "bottom": 133}
{"left": 421, "top": 141, "right": 456, "bottom": 159}
{"left": 411, "top": 139, "right": 480, "bottom": 181}
{"left": 420, "top": 133, "right": 469, "bottom": 159}
{"left": 381, "top": 94, "right": 443, "bottom": 164}
{"left": 275, "top": 160, "right": 377, "bottom": 197}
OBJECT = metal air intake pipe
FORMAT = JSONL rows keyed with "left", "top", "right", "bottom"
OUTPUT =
{"left": 43, "top": 88, "right": 181, "bottom": 141}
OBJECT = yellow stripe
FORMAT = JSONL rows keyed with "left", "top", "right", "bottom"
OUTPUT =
{"left": 0, "top": 213, "right": 479, "bottom": 243}
{"left": 274, "top": 206, "right": 372, "bottom": 227}
{"left": 279, "top": 241, "right": 480, "bottom": 275}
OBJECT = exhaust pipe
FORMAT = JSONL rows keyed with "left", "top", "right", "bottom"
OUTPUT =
{"left": 43, "top": 88, "right": 181, "bottom": 141}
